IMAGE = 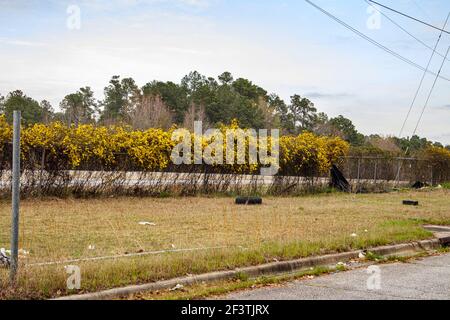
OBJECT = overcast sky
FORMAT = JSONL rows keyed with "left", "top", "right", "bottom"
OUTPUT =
{"left": 0, "top": 0, "right": 449, "bottom": 143}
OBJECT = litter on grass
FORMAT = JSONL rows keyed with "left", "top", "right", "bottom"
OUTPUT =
{"left": 170, "top": 284, "right": 184, "bottom": 291}
{"left": 139, "top": 221, "right": 157, "bottom": 226}
{"left": 0, "top": 248, "right": 11, "bottom": 268}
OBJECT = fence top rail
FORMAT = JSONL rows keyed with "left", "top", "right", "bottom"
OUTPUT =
{"left": 339, "top": 156, "right": 450, "bottom": 162}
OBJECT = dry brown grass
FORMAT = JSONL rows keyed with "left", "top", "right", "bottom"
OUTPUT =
{"left": 0, "top": 189, "right": 449, "bottom": 299}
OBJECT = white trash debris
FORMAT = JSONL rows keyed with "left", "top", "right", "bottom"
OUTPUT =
{"left": 169, "top": 284, "right": 184, "bottom": 291}
{"left": 2, "top": 248, "right": 29, "bottom": 256}
{"left": 88, "top": 245, "right": 95, "bottom": 250}
{"left": 350, "top": 233, "right": 358, "bottom": 238}
{"left": 18, "top": 249, "right": 29, "bottom": 255}
{"left": 139, "top": 222, "right": 156, "bottom": 226}
{"left": 358, "top": 252, "right": 366, "bottom": 259}
{"left": 0, "top": 248, "right": 11, "bottom": 268}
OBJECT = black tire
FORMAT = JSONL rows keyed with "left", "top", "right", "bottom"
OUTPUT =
{"left": 235, "top": 197, "right": 263, "bottom": 205}
{"left": 403, "top": 200, "right": 419, "bottom": 206}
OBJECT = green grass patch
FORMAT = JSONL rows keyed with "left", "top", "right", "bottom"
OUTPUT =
{"left": 441, "top": 182, "right": 450, "bottom": 190}
{"left": 128, "top": 266, "right": 334, "bottom": 300}
{"left": 0, "top": 190, "right": 449, "bottom": 299}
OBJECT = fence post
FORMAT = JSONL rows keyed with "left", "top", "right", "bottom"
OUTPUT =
{"left": 10, "top": 111, "right": 21, "bottom": 284}
{"left": 430, "top": 165, "right": 434, "bottom": 186}
{"left": 39, "top": 147, "right": 46, "bottom": 194}
{"left": 395, "top": 158, "right": 402, "bottom": 186}
{"left": 373, "top": 159, "right": 378, "bottom": 183}
{"left": 357, "top": 157, "right": 361, "bottom": 192}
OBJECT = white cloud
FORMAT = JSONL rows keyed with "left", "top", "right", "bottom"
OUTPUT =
{"left": 0, "top": 0, "right": 449, "bottom": 144}
{"left": 63, "top": 0, "right": 213, "bottom": 10}
{"left": 0, "top": 38, "right": 46, "bottom": 47}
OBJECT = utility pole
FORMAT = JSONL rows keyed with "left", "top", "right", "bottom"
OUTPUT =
{"left": 10, "top": 111, "right": 21, "bottom": 284}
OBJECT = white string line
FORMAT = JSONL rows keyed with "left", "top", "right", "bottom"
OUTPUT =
{"left": 25, "top": 245, "right": 240, "bottom": 267}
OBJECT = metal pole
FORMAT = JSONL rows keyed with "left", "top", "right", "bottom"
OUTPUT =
{"left": 10, "top": 111, "right": 21, "bottom": 284}
{"left": 357, "top": 158, "right": 361, "bottom": 192}
{"left": 430, "top": 165, "right": 434, "bottom": 186}
{"left": 374, "top": 160, "right": 378, "bottom": 183}
{"left": 395, "top": 159, "right": 402, "bottom": 186}
{"left": 39, "top": 147, "right": 46, "bottom": 195}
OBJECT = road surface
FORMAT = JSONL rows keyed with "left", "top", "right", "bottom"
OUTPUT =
{"left": 226, "top": 253, "right": 450, "bottom": 300}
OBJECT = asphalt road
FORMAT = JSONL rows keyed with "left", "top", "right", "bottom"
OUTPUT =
{"left": 226, "top": 253, "right": 450, "bottom": 300}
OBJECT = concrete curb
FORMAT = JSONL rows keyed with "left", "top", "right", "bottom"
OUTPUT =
{"left": 54, "top": 238, "right": 442, "bottom": 300}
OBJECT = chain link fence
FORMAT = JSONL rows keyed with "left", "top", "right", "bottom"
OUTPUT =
{"left": 0, "top": 152, "right": 448, "bottom": 197}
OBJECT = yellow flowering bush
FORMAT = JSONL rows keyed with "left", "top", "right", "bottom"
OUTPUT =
{"left": 1, "top": 119, "right": 349, "bottom": 174}
{"left": 421, "top": 146, "right": 450, "bottom": 180}
{"left": 21, "top": 122, "right": 67, "bottom": 158}
{"left": 322, "top": 136, "right": 350, "bottom": 168}
{"left": 126, "top": 128, "right": 175, "bottom": 170}
{"left": 279, "top": 132, "right": 349, "bottom": 176}
{"left": 422, "top": 145, "right": 450, "bottom": 162}
{"left": 218, "top": 120, "right": 261, "bottom": 174}
{"left": 62, "top": 125, "right": 116, "bottom": 167}
{"left": 0, "top": 115, "right": 12, "bottom": 153}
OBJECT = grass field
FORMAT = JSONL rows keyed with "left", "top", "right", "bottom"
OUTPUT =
{"left": 0, "top": 189, "right": 449, "bottom": 299}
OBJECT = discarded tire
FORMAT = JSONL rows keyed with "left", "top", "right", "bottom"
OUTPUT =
{"left": 235, "top": 197, "right": 263, "bottom": 205}
{"left": 403, "top": 200, "right": 419, "bottom": 206}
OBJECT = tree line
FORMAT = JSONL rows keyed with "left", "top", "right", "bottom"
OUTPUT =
{"left": 0, "top": 71, "right": 448, "bottom": 155}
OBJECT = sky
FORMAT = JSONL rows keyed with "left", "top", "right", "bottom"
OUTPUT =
{"left": 0, "top": 0, "right": 449, "bottom": 144}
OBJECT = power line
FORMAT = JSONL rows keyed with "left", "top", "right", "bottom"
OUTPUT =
{"left": 394, "top": 46, "right": 447, "bottom": 183}
{"left": 398, "top": 12, "right": 450, "bottom": 138}
{"left": 412, "top": 46, "right": 450, "bottom": 137}
{"left": 304, "top": 0, "right": 450, "bottom": 82}
{"left": 368, "top": 0, "right": 450, "bottom": 35}
{"left": 365, "top": 0, "right": 450, "bottom": 63}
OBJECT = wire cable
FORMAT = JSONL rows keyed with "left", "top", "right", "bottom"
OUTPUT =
{"left": 398, "top": 12, "right": 450, "bottom": 138}
{"left": 412, "top": 46, "right": 450, "bottom": 136}
{"left": 304, "top": 0, "right": 450, "bottom": 82}
{"left": 368, "top": 0, "right": 450, "bottom": 35}
{"left": 365, "top": 0, "right": 450, "bottom": 63}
